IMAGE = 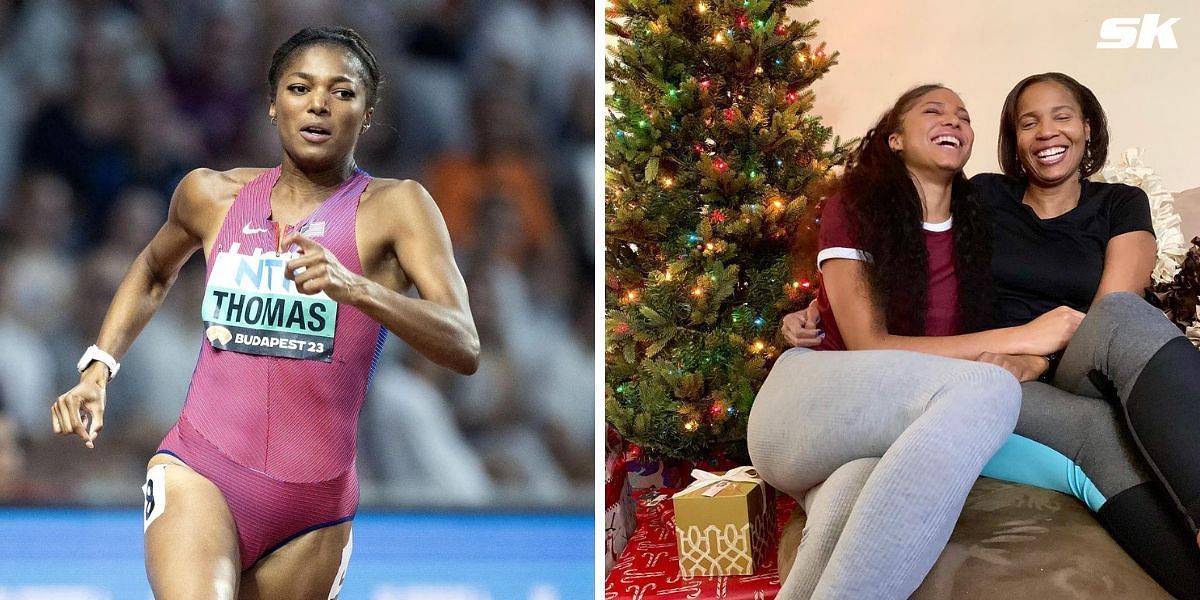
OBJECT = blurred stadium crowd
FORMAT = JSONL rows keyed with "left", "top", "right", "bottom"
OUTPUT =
{"left": 0, "top": 0, "right": 594, "bottom": 509}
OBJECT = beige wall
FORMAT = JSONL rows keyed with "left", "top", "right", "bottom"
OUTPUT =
{"left": 796, "top": 1, "right": 1200, "bottom": 191}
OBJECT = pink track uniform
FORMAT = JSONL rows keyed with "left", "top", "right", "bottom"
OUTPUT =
{"left": 156, "top": 166, "right": 386, "bottom": 570}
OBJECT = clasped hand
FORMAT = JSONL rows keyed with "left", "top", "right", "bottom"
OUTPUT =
{"left": 780, "top": 300, "right": 824, "bottom": 347}
{"left": 282, "top": 233, "right": 362, "bottom": 303}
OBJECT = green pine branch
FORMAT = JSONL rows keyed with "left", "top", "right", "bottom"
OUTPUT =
{"left": 605, "top": 0, "right": 850, "bottom": 460}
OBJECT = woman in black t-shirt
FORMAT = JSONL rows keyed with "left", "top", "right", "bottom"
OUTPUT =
{"left": 785, "top": 72, "right": 1200, "bottom": 597}
{"left": 977, "top": 74, "right": 1200, "bottom": 596}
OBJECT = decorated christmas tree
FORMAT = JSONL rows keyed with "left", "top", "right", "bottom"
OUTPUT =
{"left": 604, "top": 0, "right": 850, "bottom": 461}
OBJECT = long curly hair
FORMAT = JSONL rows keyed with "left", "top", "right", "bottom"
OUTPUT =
{"left": 838, "top": 84, "right": 993, "bottom": 335}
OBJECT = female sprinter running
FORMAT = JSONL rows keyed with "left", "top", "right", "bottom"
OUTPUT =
{"left": 50, "top": 26, "right": 479, "bottom": 599}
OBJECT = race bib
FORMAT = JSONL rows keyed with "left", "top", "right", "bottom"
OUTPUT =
{"left": 202, "top": 247, "right": 337, "bottom": 361}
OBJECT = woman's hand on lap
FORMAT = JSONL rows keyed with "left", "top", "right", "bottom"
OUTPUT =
{"left": 978, "top": 352, "right": 1049, "bottom": 383}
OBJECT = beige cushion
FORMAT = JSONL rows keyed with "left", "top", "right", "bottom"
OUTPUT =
{"left": 778, "top": 478, "right": 1172, "bottom": 599}
{"left": 1175, "top": 188, "right": 1200, "bottom": 242}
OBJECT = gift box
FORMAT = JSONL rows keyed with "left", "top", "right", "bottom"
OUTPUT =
{"left": 606, "top": 426, "right": 637, "bottom": 573}
{"left": 604, "top": 486, "right": 796, "bottom": 599}
{"left": 627, "top": 457, "right": 693, "bottom": 491}
{"left": 672, "top": 467, "right": 775, "bottom": 576}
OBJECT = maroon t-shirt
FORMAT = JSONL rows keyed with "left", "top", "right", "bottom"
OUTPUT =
{"left": 813, "top": 194, "right": 959, "bottom": 351}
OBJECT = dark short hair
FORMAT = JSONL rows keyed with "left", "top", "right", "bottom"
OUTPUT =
{"left": 267, "top": 26, "right": 383, "bottom": 108}
{"left": 998, "top": 72, "right": 1108, "bottom": 179}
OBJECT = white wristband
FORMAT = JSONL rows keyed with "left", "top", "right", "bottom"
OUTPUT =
{"left": 77, "top": 345, "right": 120, "bottom": 382}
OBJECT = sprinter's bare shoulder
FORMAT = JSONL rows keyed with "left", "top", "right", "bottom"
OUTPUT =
{"left": 166, "top": 168, "right": 271, "bottom": 263}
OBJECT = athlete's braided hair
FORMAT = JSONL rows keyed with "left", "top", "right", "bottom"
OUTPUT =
{"left": 268, "top": 26, "right": 384, "bottom": 108}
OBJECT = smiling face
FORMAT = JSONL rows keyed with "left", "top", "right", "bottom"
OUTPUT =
{"left": 887, "top": 87, "right": 974, "bottom": 176}
{"left": 268, "top": 44, "right": 372, "bottom": 171}
{"left": 1014, "top": 81, "right": 1090, "bottom": 186}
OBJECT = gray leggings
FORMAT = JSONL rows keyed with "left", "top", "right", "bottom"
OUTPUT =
{"left": 985, "top": 291, "right": 1187, "bottom": 508}
{"left": 747, "top": 348, "right": 1020, "bottom": 599}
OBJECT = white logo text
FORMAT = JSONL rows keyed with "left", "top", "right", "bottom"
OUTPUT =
{"left": 1098, "top": 14, "right": 1180, "bottom": 49}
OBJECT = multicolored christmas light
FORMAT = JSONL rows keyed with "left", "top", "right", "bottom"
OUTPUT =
{"left": 605, "top": 0, "right": 850, "bottom": 460}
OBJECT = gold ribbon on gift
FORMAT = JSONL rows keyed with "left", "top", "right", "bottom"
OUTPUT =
{"left": 671, "top": 466, "right": 768, "bottom": 512}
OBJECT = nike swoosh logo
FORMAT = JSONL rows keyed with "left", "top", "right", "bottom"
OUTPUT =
{"left": 243, "top": 223, "right": 270, "bottom": 235}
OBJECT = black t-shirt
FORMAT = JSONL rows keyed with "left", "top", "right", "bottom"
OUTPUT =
{"left": 970, "top": 173, "right": 1153, "bottom": 327}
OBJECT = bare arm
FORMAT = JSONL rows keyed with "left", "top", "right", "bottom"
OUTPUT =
{"left": 285, "top": 180, "right": 480, "bottom": 374}
{"left": 822, "top": 258, "right": 1082, "bottom": 359}
{"left": 1092, "top": 230, "right": 1156, "bottom": 304}
{"left": 91, "top": 173, "right": 212, "bottom": 364}
{"left": 51, "top": 169, "right": 214, "bottom": 445}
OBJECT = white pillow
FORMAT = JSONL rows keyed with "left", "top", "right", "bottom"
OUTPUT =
{"left": 1099, "top": 149, "right": 1199, "bottom": 346}
{"left": 1099, "top": 148, "right": 1189, "bottom": 284}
